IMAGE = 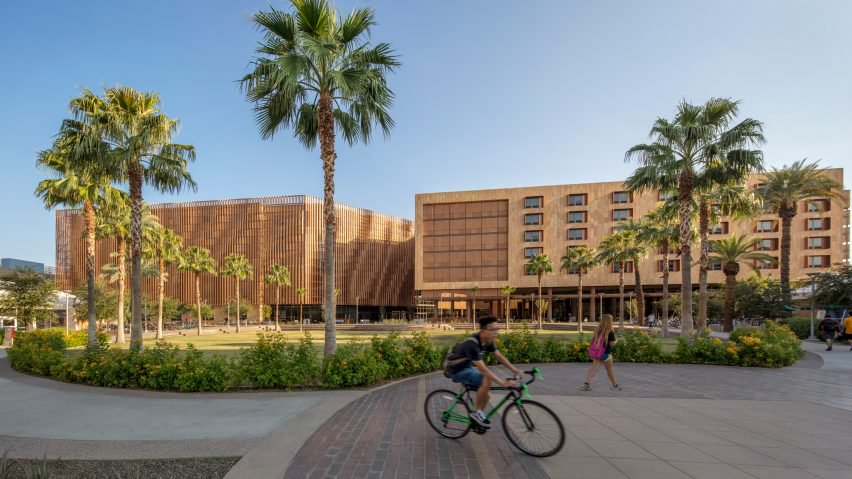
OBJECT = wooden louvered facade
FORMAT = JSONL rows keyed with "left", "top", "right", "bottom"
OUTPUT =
{"left": 56, "top": 196, "right": 414, "bottom": 316}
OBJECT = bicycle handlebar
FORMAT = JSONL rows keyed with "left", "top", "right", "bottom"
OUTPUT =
{"left": 504, "top": 367, "right": 542, "bottom": 391}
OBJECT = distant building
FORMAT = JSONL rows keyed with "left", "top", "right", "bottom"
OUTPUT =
{"left": 1, "top": 258, "right": 45, "bottom": 274}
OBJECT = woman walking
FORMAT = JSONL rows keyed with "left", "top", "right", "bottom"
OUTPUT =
{"left": 579, "top": 314, "right": 622, "bottom": 391}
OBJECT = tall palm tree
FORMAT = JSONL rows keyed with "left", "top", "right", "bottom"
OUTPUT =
{"left": 96, "top": 199, "right": 161, "bottom": 343}
{"left": 499, "top": 285, "right": 516, "bottom": 330}
{"left": 560, "top": 246, "right": 599, "bottom": 333}
{"left": 177, "top": 247, "right": 217, "bottom": 336}
{"left": 241, "top": 0, "right": 399, "bottom": 357}
{"left": 35, "top": 124, "right": 123, "bottom": 347}
{"left": 71, "top": 86, "right": 196, "bottom": 351}
{"left": 597, "top": 231, "right": 645, "bottom": 332}
{"left": 220, "top": 255, "right": 253, "bottom": 333}
{"left": 759, "top": 159, "right": 844, "bottom": 301}
{"left": 143, "top": 226, "right": 183, "bottom": 339}
{"left": 621, "top": 221, "right": 649, "bottom": 325}
{"left": 265, "top": 265, "right": 292, "bottom": 331}
{"left": 524, "top": 254, "right": 553, "bottom": 330}
{"left": 625, "top": 98, "right": 765, "bottom": 335}
{"left": 638, "top": 203, "right": 681, "bottom": 337}
{"left": 709, "top": 234, "right": 773, "bottom": 332}
{"left": 297, "top": 287, "right": 307, "bottom": 332}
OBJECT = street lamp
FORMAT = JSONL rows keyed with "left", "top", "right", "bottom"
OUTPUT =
{"left": 598, "top": 293, "right": 604, "bottom": 321}
{"left": 807, "top": 272, "right": 821, "bottom": 340}
{"left": 356, "top": 296, "right": 359, "bottom": 324}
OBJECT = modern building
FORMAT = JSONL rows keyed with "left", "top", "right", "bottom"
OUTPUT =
{"left": 415, "top": 169, "right": 850, "bottom": 322}
{"left": 56, "top": 195, "right": 414, "bottom": 322}
{"left": 0, "top": 258, "right": 45, "bottom": 274}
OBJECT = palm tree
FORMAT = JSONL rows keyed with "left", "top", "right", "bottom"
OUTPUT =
{"left": 638, "top": 203, "right": 681, "bottom": 337}
{"left": 625, "top": 98, "right": 765, "bottom": 335}
{"left": 759, "top": 159, "right": 844, "bottom": 301}
{"left": 524, "top": 254, "right": 553, "bottom": 330}
{"left": 177, "top": 247, "right": 217, "bottom": 336}
{"left": 71, "top": 86, "right": 196, "bottom": 351}
{"left": 621, "top": 221, "right": 649, "bottom": 325}
{"left": 297, "top": 287, "right": 307, "bottom": 332}
{"left": 96, "top": 199, "right": 161, "bottom": 343}
{"left": 597, "top": 232, "right": 644, "bottom": 332}
{"left": 220, "top": 255, "right": 253, "bottom": 333}
{"left": 709, "top": 234, "right": 773, "bottom": 332}
{"left": 499, "top": 285, "right": 516, "bottom": 330}
{"left": 35, "top": 123, "right": 123, "bottom": 347}
{"left": 144, "top": 226, "right": 183, "bottom": 339}
{"left": 241, "top": 0, "right": 399, "bottom": 357}
{"left": 265, "top": 265, "right": 291, "bottom": 331}
{"left": 469, "top": 285, "right": 479, "bottom": 326}
{"left": 560, "top": 246, "right": 599, "bottom": 333}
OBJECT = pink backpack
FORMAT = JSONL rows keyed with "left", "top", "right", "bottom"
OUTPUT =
{"left": 588, "top": 332, "right": 606, "bottom": 360}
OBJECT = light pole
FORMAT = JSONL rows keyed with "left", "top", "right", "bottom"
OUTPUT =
{"left": 356, "top": 296, "right": 359, "bottom": 324}
{"left": 65, "top": 292, "right": 70, "bottom": 335}
{"left": 598, "top": 293, "right": 604, "bottom": 321}
{"left": 807, "top": 272, "right": 820, "bottom": 340}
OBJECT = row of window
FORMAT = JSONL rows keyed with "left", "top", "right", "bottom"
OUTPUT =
{"left": 524, "top": 208, "right": 634, "bottom": 226}
{"left": 524, "top": 191, "right": 634, "bottom": 209}
{"left": 519, "top": 252, "right": 833, "bottom": 273}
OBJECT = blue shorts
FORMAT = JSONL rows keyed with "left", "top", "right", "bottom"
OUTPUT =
{"left": 450, "top": 367, "right": 483, "bottom": 388}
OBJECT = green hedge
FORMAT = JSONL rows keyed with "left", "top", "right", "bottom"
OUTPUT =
{"left": 6, "top": 324, "right": 805, "bottom": 392}
{"left": 776, "top": 317, "right": 811, "bottom": 340}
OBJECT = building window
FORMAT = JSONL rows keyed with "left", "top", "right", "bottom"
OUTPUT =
{"left": 659, "top": 191, "right": 676, "bottom": 201}
{"left": 567, "top": 194, "right": 587, "bottom": 206}
{"left": 807, "top": 218, "right": 828, "bottom": 231}
{"left": 567, "top": 228, "right": 587, "bottom": 241}
{"left": 807, "top": 256, "right": 829, "bottom": 268}
{"left": 611, "top": 225, "right": 627, "bottom": 234}
{"left": 807, "top": 237, "right": 829, "bottom": 250}
{"left": 612, "top": 191, "right": 631, "bottom": 204}
{"left": 567, "top": 211, "right": 586, "bottom": 224}
{"left": 756, "top": 258, "right": 778, "bottom": 270}
{"left": 756, "top": 220, "right": 775, "bottom": 233}
{"left": 612, "top": 262, "right": 634, "bottom": 273}
{"left": 806, "top": 200, "right": 829, "bottom": 213}
{"left": 657, "top": 260, "right": 681, "bottom": 272}
{"left": 524, "top": 213, "right": 543, "bottom": 225}
{"left": 524, "top": 196, "right": 543, "bottom": 208}
{"left": 612, "top": 209, "right": 632, "bottom": 221}
{"left": 757, "top": 239, "right": 777, "bottom": 251}
{"left": 710, "top": 222, "right": 729, "bottom": 235}
{"left": 524, "top": 247, "right": 543, "bottom": 259}
{"left": 707, "top": 260, "right": 722, "bottom": 271}
{"left": 524, "top": 230, "right": 542, "bottom": 242}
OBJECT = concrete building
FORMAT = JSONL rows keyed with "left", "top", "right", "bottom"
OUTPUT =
{"left": 0, "top": 258, "right": 44, "bottom": 274}
{"left": 415, "top": 169, "right": 850, "bottom": 322}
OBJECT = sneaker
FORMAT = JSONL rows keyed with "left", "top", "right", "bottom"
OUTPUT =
{"left": 610, "top": 384, "right": 623, "bottom": 391}
{"left": 578, "top": 383, "right": 592, "bottom": 391}
{"left": 470, "top": 411, "right": 491, "bottom": 429}
{"left": 827, "top": 347, "right": 833, "bottom": 351}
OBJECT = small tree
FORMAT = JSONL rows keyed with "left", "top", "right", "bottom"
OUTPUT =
{"left": 178, "top": 247, "right": 217, "bottom": 336}
{"left": 264, "top": 265, "right": 291, "bottom": 331}
{"left": 469, "top": 285, "right": 479, "bottom": 327}
{"left": 0, "top": 270, "right": 58, "bottom": 330}
{"left": 525, "top": 254, "right": 553, "bottom": 330}
{"left": 813, "top": 264, "right": 852, "bottom": 307}
{"left": 296, "top": 287, "right": 307, "bottom": 332}
{"left": 499, "top": 285, "right": 516, "bottom": 330}
{"left": 560, "top": 246, "right": 599, "bottom": 333}
{"left": 709, "top": 234, "right": 772, "bottom": 331}
{"left": 220, "top": 254, "right": 253, "bottom": 332}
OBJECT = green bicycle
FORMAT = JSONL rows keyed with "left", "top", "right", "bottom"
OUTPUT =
{"left": 424, "top": 368, "right": 565, "bottom": 457}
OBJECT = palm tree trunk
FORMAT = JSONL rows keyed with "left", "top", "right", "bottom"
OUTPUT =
{"left": 129, "top": 160, "right": 144, "bottom": 351}
{"left": 275, "top": 286, "right": 280, "bottom": 331}
{"left": 578, "top": 274, "right": 584, "bottom": 333}
{"left": 697, "top": 200, "right": 710, "bottom": 332}
{"left": 195, "top": 274, "right": 202, "bottom": 336}
{"left": 83, "top": 201, "right": 98, "bottom": 347}
{"left": 779, "top": 206, "right": 795, "bottom": 302}
{"left": 116, "top": 236, "right": 127, "bottom": 344}
{"left": 618, "top": 268, "right": 625, "bottom": 332}
{"left": 633, "top": 266, "right": 644, "bottom": 326}
{"left": 318, "top": 91, "right": 337, "bottom": 358}
{"left": 662, "top": 240, "right": 670, "bottom": 338}
{"left": 299, "top": 300, "right": 303, "bottom": 333}
{"left": 724, "top": 272, "right": 736, "bottom": 333}
{"left": 505, "top": 294, "right": 510, "bottom": 331}
{"left": 157, "top": 258, "right": 165, "bottom": 340}
{"left": 235, "top": 281, "right": 241, "bottom": 333}
{"left": 538, "top": 277, "right": 543, "bottom": 330}
{"left": 678, "top": 170, "right": 694, "bottom": 336}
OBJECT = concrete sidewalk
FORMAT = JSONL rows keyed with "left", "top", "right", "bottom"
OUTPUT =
{"left": 801, "top": 339, "right": 852, "bottom": 370}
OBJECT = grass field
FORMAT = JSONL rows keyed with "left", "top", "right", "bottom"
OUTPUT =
{"left": 84, "top": 327, "right": 680, "bottom": 359}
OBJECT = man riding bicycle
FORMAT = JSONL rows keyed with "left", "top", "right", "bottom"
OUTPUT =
{"left": 445, "top": 316, "right": 521, "bottom": 429}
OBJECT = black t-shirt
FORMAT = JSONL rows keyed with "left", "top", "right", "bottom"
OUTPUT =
{"left": 820, "top": 319, "right": 837, "bottom": 333}
{"left": 447, "top": 333, "right": 497, "bottom": 374}
{"left": 604, "top": 331, "right": 616, "bottom": 355}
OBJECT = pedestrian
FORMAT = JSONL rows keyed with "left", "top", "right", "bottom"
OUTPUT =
{"left": 818, "top": 313, "right": 838, "bottom": 351}
{"left": 579, "top": 313, "right": 621, "bottom": 391}
{"left": 841, "top": 313, "right": 852, "bottom": 351}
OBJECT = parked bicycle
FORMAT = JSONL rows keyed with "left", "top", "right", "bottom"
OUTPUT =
{"left": 424, "top": 367, "right": 565, "bottom": 457}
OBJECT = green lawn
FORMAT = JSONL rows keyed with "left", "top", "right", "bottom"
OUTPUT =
{"left": 75, "top": 327, "right": 679, "bottom": 359}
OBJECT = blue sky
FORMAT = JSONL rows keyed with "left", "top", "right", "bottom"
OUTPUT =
{"left": 1, "top": 0, "right": 850, "bottom": 266}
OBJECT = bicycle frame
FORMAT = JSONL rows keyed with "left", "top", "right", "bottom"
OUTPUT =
{"left": 442, "top": 367, "right": 541, "bottom": 426}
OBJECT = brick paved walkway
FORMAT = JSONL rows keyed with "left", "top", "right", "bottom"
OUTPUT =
{"left": 285, "top": 354, "right": 852, "bottom": 478}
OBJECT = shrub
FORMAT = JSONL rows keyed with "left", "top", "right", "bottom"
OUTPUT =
{"left": 732, "top": 322, "right": 803, "bottom": 368}
{"left": 674, "top": 332, "right": 736, "bottom": 366}
{"left": 370, "top": 332, "right": 405, "bottom": 378}
{"left": 323, "top": 342, "right": 388, "bottom": 388}
{"left": 497, "top": 325, "right": 544, "bottom": 364}
{"left": 614, "top": 331, "right": 669, "bottom": 363}
{"left": 238, "top": 332, "right": 321, "bottom": 389}
{"left": 400, "top": 331, "right": 444, "bottom": 374}
{"left": 776, "top": 317, "right": 811, "bottom": 340}
{"left": 174, "top": 345, "right": 230, "bottom": 392}
{"left": 565, "top": 334, "right": 592, "bottom": 362}
{"left": 7, "top": 329, "right": 67, "bottom": 375}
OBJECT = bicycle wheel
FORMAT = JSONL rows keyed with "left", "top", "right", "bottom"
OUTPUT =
{"left": 424, "top": 389, "right": 472, "bottom": 439}
{"left": 501, "top": 399, "right": 565, "bottom": 457}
